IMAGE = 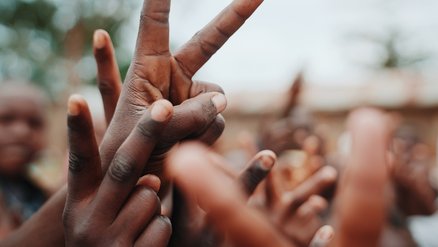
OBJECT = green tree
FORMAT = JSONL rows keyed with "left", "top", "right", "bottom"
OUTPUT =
{"left": 0, "top": 0, "right": 138, "bottom": 98}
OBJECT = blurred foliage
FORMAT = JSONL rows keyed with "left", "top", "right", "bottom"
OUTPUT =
{"left": 346, "top": 30, "right": 430, "bottom": 71}
{"left": 0, "top": 0, "right": 139, "bottom": 99}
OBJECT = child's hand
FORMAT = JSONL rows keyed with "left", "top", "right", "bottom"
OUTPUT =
{"left": 97, "top": 0, "right": 264, "bottom": 175}
{"left": 168, "top": 143, "right": 335, "bottom": 247}
{"left": 168, "top": 149, "right": 277, "bottom": 247}
{"left": 92, "top": 29, "right": 227, "bottom": 180}
{"left": 63, "top": 96, "right": 173, "bottom": 247}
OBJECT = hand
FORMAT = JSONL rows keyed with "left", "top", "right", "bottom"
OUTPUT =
{"left": 168, "top": 143, "right": 290, "bottom": 247}
{"left": 252, "top": 164, "right": 337, "bottom": 246}
{"left": 169, "top": 149, "right": 277, "bottom": 247}
{"left": 98, "top": 0, "right": 265, "bottom": 174}
{"left": 93, "top": 29, "right": 226, "bottom": 181}
{"left": 63, "top": 96, "right": 173, "bottom": 247}
{"left": 167, "top": 143, "right": 336, "bottom": 247}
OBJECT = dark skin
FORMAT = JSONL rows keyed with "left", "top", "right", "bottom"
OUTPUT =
{"left": 0, "top": 87, "right": 226, "bottom": 247}
{"left": 169, "top": 149, "right": 278, "bottom": 247}
{"left": 0, "top": 0, "right": 262, "bottom": 243}
{"left": 0, "top": 85, "right": 47, "bottom": 237}
{"left": 330, "top": 108, "right": 390, "bottom": 247}
{"left": 64, "top": 95, "right": 172, "bottom": 247}
{"left": 390, "top": 138, "right": 436, "bottom": 216}
{"left": 98, "top": 0, "right": 266, "bottom": 178}
{"left": 168, "top": 144, "right": 333, "bottom": 247}
{"left": 0, "top": 85, "right": 46, "bottom": 178}
{"left": 252, "top": 164, "right": 337, "bottom": 246}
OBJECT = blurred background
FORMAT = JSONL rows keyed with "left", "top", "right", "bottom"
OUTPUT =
{"left": 1, "top": 0, "right": 438, "bottom": 245}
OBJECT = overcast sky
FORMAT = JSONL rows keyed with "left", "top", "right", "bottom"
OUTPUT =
{"left": 123, "top": 0, "right": 438, "bottom": 93}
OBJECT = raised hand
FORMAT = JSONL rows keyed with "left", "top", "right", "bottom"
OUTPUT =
{"left": 63, "top": 95, "right": 172, "bottom": 247}
{"left": 168, "top": 143, "right": 291, "bottom": 247}
{"left": 169, "top": 149, "right": 277, "bottom": 247}
{"left": 330, "top": 108, "right": 390, "bottom": 247}
{"left": 252, "top": 164, "right": 337, "bottom": 246}
{"left": 0, "top": 2, "right": 264, "bottom": 245}
{"left": 167, "top": 143, "right": 336, "bottom": 247}
{"left": 99, "top": 0, "right": 265, "bottom": 172}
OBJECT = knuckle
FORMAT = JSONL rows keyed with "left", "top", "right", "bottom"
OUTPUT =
{"left": 233, "top": 2, "right": 252, "bottom": 20}
{"left": 185, "top": 101, "right": 207, "bottom": 127}
{"left": 98, "top": 79, "right": 116, "bottom": 96}
{"left": 69, "top": 221, "right": 95, "bottom": 245}
{"left": 198, "top": 37, "right": 221, "bottom": 59}
{"left": 181, "top": 102, "right": 218, "bottom": 138}
{"left": 136, "top": 119, "right": 160, "bottom": 140}
{"left": 108, "top": 154, "right": 136, "bottom": 183}
{"left": 68, "top": 152, "right": 87, "bottom": 173}
{"left": 187, "top": 100, "right": 216, "bottom": 127}
{"left": 139, "top": 10, "right": 168, "bottom": 25}
{"left": 214, "top": 25, "right": 231, "bottom": 40}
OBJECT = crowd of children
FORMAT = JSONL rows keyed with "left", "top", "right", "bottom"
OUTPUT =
{"left": 0, "top": 0, "right": 436, "bottom": 246}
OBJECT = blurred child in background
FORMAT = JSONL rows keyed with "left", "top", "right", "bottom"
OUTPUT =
{"left": 0, "top": 83, "right": 48, "bottom": 238}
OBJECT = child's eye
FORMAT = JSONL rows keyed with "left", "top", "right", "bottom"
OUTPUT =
{"left": 28, "top": 117, "right": 44, "bottom": 129}
{"left": 0, "top": 114, "right": 15, "bottom": 125}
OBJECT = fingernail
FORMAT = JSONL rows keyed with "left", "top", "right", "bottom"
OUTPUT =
{"left": 321, "top": 166, "right": 337, "bottom": 181}
{"left": 151, "top": 100, "right": 173, "bottom": 122}
{"left": 308, "top": 195, "right": 327, "bottom": 211}
{"left": 259, "top": 151, "right": 276, "bottom": 170}
{"left": 211, "top": 93, "right": 227, "bottom": 113}
{"left": 93, "top": 30, "right": 105, "bottom": 49}
{"left": 318, "top": 225, "right": 334, "bottom": 240}
{"left": 159, "top": 215, "right": 171, "bottom": 225}
{"left": 67, "top": 95, "right": 82, "bottom": 116}
{"left": 138, "top": 174, "right": 161, "bottom": 193}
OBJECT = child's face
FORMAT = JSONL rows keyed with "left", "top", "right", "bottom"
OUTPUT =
{"left": 0, "top": 92, "right": 46, "bottom": 177}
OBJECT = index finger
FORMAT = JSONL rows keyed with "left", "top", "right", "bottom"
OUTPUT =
{"left": 174, "top": 0, "right": 264, "bottom": 77}
{"left": 94, "top": 100, "right": 173, "bottom": 220}
{"left": 93, "top": 30, "right": 122, "bottom": 125}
